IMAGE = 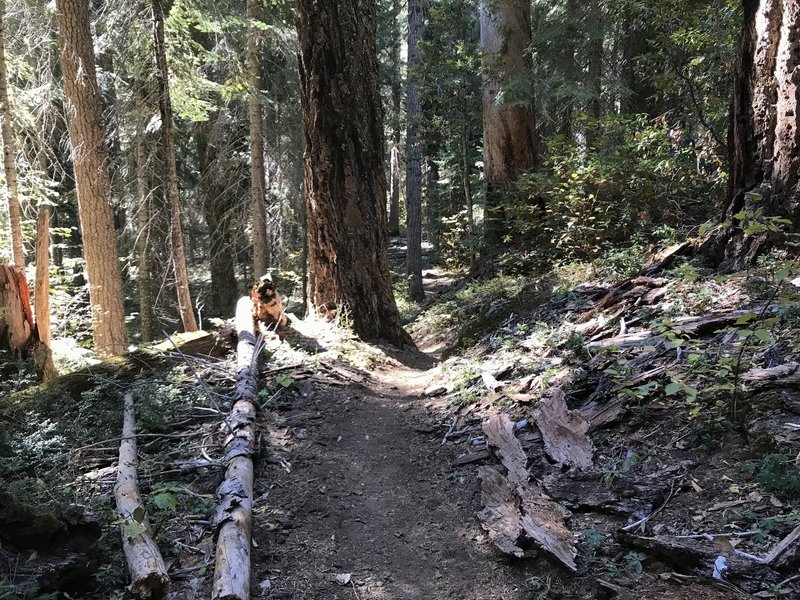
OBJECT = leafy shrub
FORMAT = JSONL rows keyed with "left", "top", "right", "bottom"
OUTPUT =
{"left": 744, "top": 454, "right": 800, "bottom": 497}
{"left": 516, "top": 114, "right": 723, "bottom": 259}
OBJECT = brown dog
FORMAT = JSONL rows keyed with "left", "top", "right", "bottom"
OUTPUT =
{"left": 251, "top": 274, "right": 288, "bottom": 329}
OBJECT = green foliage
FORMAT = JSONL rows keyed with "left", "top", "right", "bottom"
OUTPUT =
{"left": 517, "top": 114, "right": 722, "bottom": 260}
{"left": 745, "top": 454, "right": 800, "bottom": 498}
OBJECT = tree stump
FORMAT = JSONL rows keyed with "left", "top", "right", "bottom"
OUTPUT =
{"left": 0, "top": 264, "right": 56, "bottom": 381}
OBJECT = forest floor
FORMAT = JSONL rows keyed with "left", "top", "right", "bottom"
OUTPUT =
{"left": 2, "top": 241, "right": 800, "bottom": 599}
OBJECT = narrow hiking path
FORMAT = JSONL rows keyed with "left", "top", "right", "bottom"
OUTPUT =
{"left": 251, "top": 344, "right": 537, "bottom": 599}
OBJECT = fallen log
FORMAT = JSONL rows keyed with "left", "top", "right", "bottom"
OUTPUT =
{"left": 211, "top": 296, "right": 259, "bottom": 600}
{"left": 114, "top": 392, "right": 169, "bottom": 599}
{"left": 542, "top": 471, "right": 669, "bottom": 517}
{"left": 741, "top": 362, "right": 800, "bottom": 391}
{"left": 616, "top": 532, "right": 780, "bottom": 592}
{"left": 765, "top": 524, "right": 800, "bottom": 571}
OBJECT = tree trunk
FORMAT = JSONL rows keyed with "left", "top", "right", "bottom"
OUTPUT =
{"left": 479, "top": 0, "right": 537, "bottom": 252}
{"left": 462, "top": 116, "right": 475, "bottom": 270}
{"left": 559, "top": 0, "right": 577, "bottom": 139}
{"left": 34, "top": 206, "right": 51, "bottom": 350}
{"left": 55, "top": 0, "right": 128, "bottom": 357}
{"left": 151, "top": 0, "right": 198, "bottom": 333}
{"left": 297, "top": 0, "right": 413, "bottom": 347}
{"left": 135, "top": 91, "right": 155, "bottom": 343}
{"left": 620, "top": 11, "right": 658, "bottom": 116}
{"left": 248, "top": 0, "right": 269, "bottom": 279}
{"left": 388, "top": 0, "right": 402, "bottom": 237}
{"left": 389, "top": 141, "right": 401, "bottom": 237}
{"left": 586, "top": 1, "right": 603, "bottom": 141}
{"left": 721, "top": 0, "right": 800, "bottom": 266}
{"left": 0, "top": 0, "right": 24, "bottom": 267}
{"left": 406, "top": 0, "right": 424, "bottom": 301}
{"left": 197, "top": 122, "right": 239, "bottom": 318}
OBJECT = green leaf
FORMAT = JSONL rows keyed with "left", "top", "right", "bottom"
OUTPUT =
{"left": 735, "top": 312, "right": 757, "bottom": 325}
{"left": 776, "top": 267, "right": 791, "bottom": 282}
{"left": 132, "top": 506, "right": 146, "bottom": 523}
{"left": 664, "top": 382, "right": 682, "bottom": 396}
{"left": 754, "top": 329, "right": 771, "bottom": 343}
{"left": 153, "top": 492, "right": 177, "bottom": 511}
{"left": 123, "top": 520, "right": 147, "bottom": 540}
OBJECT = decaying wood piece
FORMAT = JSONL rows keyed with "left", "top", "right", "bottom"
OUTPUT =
{"left": 765, "top": 524, "right": 800, "bottom": 571}
{"left": 532, "top": 389, "right": 593, "bottom": 469}
{"left": 587, "top": 309, "right": 760, "bottom": 349}
{"left": 0, "top": 264, "right": 55, "bottom": 380}
{"left": 212, "top": 297, "right": 259, "bottom": 600}
{"left": 114, "top": 392, "right": 169, "bottom": 599}
{"left": 542, "top": 472, "right": 669, "bottom": 517}
{"left": 477, "top": 467, "right": 524, "bottom": 556}
{"left": 479, "top": 413, "right": 577, "bottom": 570}
{"left": 617, "top": 532, "right": 780, "bottom": 590}
{"left": 741, "top": 362, "right": 800, "bottom": 391}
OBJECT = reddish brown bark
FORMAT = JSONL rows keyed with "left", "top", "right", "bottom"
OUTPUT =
{"left": 297, "top": 0, "right": 412, "bottom": 347}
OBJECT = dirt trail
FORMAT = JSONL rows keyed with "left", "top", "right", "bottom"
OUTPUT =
{"left": 252, "top": 346, "right": 537, "bottom": 599}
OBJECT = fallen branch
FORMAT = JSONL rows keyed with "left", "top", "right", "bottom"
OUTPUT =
{"left": 211, "top": 297, "right": 260, "bottom": 600}
{"left": 114, "top": 392, "right": 169, "bottom": 599}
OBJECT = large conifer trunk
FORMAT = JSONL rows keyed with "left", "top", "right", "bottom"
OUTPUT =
{"left": 479, "top": 0, "right": 537, "bottom": 251}
{"left": 723, "top": 0, "right": 800, "bottom": 265}
{"left": 55, "top": 0, "right": 127, "bottom": 357}
{"left": 297, "top": 0, "right": 412, "bottom": 347}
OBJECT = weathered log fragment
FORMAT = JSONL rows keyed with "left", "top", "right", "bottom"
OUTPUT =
{"left": 479, "top": 413, "right": 577, "bottom": 570}
{"left": 114, "top": 392, "right": 169, "bottom": 599}
{"left": 542, "top": 472, "right": 669, "bottom": 517}
{"left": 741, "top": 362, "right": 800, "bottom": 390}
{"left": 531, "top": 389, "right": 593, "bottom": 469}
{"left": 765, "top": 524, "right": 800, "bottom": 572}
{"left": 212, "top": 296, "right": 259, "bottom": 600}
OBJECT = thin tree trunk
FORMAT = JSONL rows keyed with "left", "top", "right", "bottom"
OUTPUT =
{"left": 55, "top": 0, "right": 128, "bottom": 357}
{"left": 406, "top": 0, "right": 424, "bottom": 301}
{"left": 387, "top": 0, "right": 402, "bottom": 237}
{"left": 462, "top": 116, "right": 475, "bottom": 270}
{"left": 34, "top": 206, "right": 51, "bottom": 349}
{"left": 559, "top": 0, "right": 577, "bottom": 139}
{"left": 389, "top": 141, "right": 401, "bottom": 237}
{"left": 297, "top": 0, "right": 413, "bottom": 347}
{"left": 248, "top": 0, "right": 269, "bottom": 278}
{"left": 151, "top": 0, "right": 198, "bottom": 333}
{"left": 586, "top": 1, "right": 603, "bottom": 148}
{"left": 135, "top": 95, "right": 154, "bottom": 343}
{"left": 0, "top": 0, "right": 25, "bottom": 267}
{"left": 480, "top": 0, "right": 537, "bottom": 252}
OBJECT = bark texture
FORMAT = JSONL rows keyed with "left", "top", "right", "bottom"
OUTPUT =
{"left": 211, "top": 297, "right": 258, "bottom": 600}
{"left": 722, "top": 0, "right": 800, "bottom": 265}
{"left": 248, "top": 0, "right": 269, "bottom": 278}
{"left": 114, "top": 393, "right": 170, "bottom": 599}
{"left": 55, "top": 0, "right": 128, "bottom": 357}
{"left": 406, "top": 0, "right": 424, "bottom": 301}
{"left": 297, "top": 0, "right": 413, "bottom": 346}
{"left": 135, "top": 89, "right": 155, "bottom": 342}
{"left": 479, "top": 0, "right": 537, "bottom": 250}
{"left": 151, "top": 0, "right": 198, "bottom": 333}
{"left": 34, "top": 206, "right": 51, "bottom": 350}
{"left": 0, "top": 0, "right": 24, "bottom": 266}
